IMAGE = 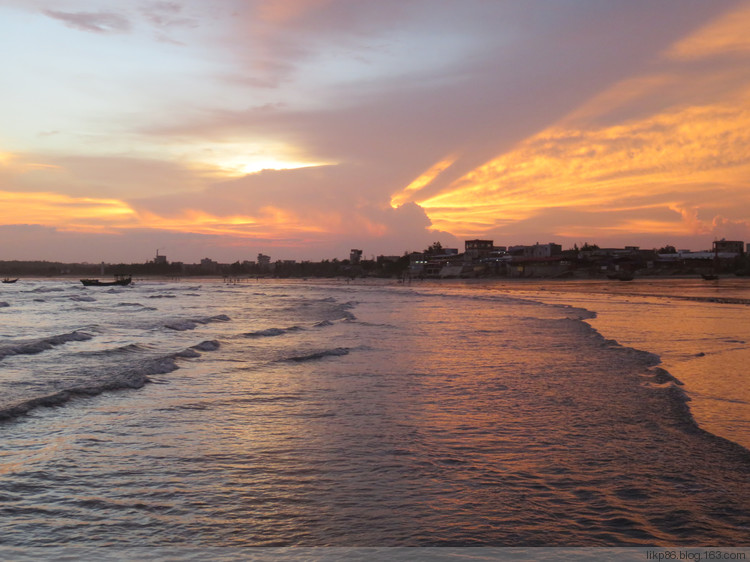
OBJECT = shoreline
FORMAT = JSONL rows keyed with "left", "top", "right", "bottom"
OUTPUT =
{"left": 6, "top": 272, "right": 750, "bottom": 281}
{"left": 1, "top": 277, "right": 749, "bottom": 545}
{"left": 5, "top": 276, "right": 749, "bottom": 451}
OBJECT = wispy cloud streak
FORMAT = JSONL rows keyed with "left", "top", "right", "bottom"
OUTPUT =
{"left": 43, "top": 9, "right": 131, "bottom": 33}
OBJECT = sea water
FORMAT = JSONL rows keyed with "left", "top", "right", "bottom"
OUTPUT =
{"left": 0, "top": 278, "right": 748, "bottom": 549}
{"left": 501, "top": 278, "right": 750, "bottom": 450}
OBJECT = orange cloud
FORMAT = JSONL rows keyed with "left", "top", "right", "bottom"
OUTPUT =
{"left": 0, "top": 149, "right": 336, "bottom": 241}
{"left": 130, "top": 206, "right": 330, "bottom": 239}
{"left": 0, "top": 188, "right": 334, "bottom": 240}
{"left": 0, "top": 152, "right": 63, "bottom": 174}
{"left": 0, "top": 191, "right": 136, "bottom": 231}
{"left": 665, "top": 2, "right": 750, "bottom": 60}
{"left": 394, "top": 83, "right": 750, "bottom": 241}
{"left": 0, "top": 180, "right": 425, "bottom": 252}
{"left": 390, "top": 156, "right": 457, "bottom": 208}
{"left": 383, "top": 2, "right": 750, "bottom": 246}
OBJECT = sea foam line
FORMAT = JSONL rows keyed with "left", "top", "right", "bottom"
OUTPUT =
{"left": 548, "top": 299, "right": 750, "bottom": 454}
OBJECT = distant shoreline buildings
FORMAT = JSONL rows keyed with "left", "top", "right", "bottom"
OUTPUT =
{"left": 0, "top": 239, "right": 748, "bottom": 279}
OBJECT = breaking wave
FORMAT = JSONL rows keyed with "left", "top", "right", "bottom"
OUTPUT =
{"left": 164, "top": 315, "right": 231, "bottom": 331}
{"left": 283, "top": 347, "right": 350, "bottom": 362}
{"left": 0, "top": 331, "right": 93, "bottom": 361}
{"left": 26, "top": 287, "right": 65, "bottom": 293}
{"left": 243, "top": 326, "right": 302, "bottom": 338}
{"left": 0, "top": 341, "right": 221, "bottom": 422}
{"left": 173, "top": 340, "right": 221, "bottom": 358}
{"left": 191, "top": 340, "right": 221, "bottom": 352}
{"left": 77, "top": 343, "right": 150, "bottom": 357}
{"left": 164, "top": 320, "right": 201, "bottom": 331}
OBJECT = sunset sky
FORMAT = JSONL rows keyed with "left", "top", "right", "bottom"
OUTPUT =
{"left": 2, "top": 0, "right": 750, "bottom": 263}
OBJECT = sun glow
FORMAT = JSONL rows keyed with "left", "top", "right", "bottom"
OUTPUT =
{"left": 0, "top": 152, "right": 16, "bottom": 166}
{"left": 213, "top": 156, "right": 330, "bottom": 176}
{"left": 184, "top": 141, "right": 333, "bottom": 178}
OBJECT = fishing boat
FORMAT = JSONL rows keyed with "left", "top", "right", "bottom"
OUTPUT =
{"left": 80, "top": 275, "right": 132, "bottom": 287}
{"left": 2, "top": 278, "right": 19, "bottom": 283}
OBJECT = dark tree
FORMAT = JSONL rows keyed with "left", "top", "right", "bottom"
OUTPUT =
{"left": 425, "top": 241, "right": 443, "bottom": 255}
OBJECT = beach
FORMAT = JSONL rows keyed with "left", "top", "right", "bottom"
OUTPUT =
{"left": 0, "top": 277, "right": 749, "bottom": 550}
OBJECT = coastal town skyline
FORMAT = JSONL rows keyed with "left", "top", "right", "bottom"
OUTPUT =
{"left": 3, "top": 1, "right": 750, "bottom": 263}
{"left": 0, "top": 230, "right": 746, "bottom": 266}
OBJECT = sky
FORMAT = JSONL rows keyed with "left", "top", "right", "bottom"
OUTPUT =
{"left": 2, "top": 0, "right": 750, "bottom": 263}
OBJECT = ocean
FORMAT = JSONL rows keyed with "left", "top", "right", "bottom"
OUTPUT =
{"left": 0, "top": 277, "right": 749, "bottom": 551}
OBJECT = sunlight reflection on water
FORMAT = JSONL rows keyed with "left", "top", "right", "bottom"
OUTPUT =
{"left": 0, "top": 278, "right": 748, "bottom": 547}
{"left": 506, "top": 278, "right": 750, "bottom": 450}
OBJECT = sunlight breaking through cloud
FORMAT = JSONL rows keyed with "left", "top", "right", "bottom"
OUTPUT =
{"left": 2, "top": 1, "right": 750, "bottom": 261}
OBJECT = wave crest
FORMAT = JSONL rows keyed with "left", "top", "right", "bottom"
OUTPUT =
{"left": 0, "top": 341, "right": 221, "bottom": 421}
{"left": 165, "top": 315, "right": 231, "bottom": 331}
{"left": 284, "top": 347, "right": 350, "bottom": 362}
{"left": 244, "top": 326, "right": 301, "bottom": 338}
{"left": 0, "top": 331, "right": 93, "bottom": 361}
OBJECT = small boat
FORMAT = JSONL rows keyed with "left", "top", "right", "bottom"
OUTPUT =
{"left": 80, "top": 275, "right": 132, "bottom": 287}
{"left": 2, "top": 278, "right": 19, "bottom": 283}
{"left": 701, "top": 273, "right": 719, "bottom": 281}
